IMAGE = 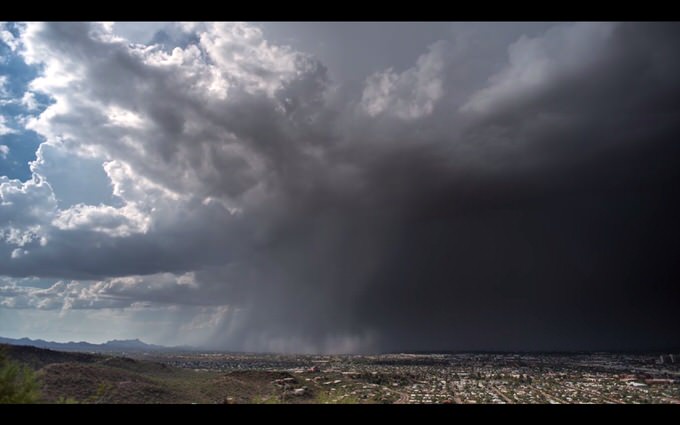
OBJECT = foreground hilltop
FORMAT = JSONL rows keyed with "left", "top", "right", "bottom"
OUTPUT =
{"left": 1, "top": 344, "right": 340, "bottom": 403}
{"left": 3, "top": 344, "right": 680, "bottom": 404}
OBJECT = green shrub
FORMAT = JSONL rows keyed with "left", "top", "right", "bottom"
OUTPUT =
{"left": 0, "top": 349, "right": 40, "bottom": 404}
{"left": 56, "top": 396, "right": 79, "bottom": 404}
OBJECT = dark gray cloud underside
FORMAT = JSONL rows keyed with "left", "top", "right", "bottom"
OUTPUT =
{"left": 210, "top": 23, "right": 680, "bottom": 352}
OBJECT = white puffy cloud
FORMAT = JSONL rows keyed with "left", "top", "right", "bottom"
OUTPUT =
{"left": 0, "top": 24, "right": 19, "bottom": 51}
{"left": 0, "top": 22, "right": 339, "bottom": 283}
{"left": 0, "top": 115, "right": 16, "bottom": 135}
{"left": 0, "top": 175, "right": 56, "bottom": 243}
{"left": 10, "top": 248, "right": 27, "bottom": 259}
{"left": 361, "top": 41, "right": 446, "bottom": 120}
{"left": 20, "top": 91, "right": 38, "bottom": 110}
{"left": 0, "top": 144, "right": 8, "bottom": 158}
{"left": 0, "top": 22, "right": 314, "bottom": 273}
{"left": 19, "top": 22, "right": 327, "bottom": 207}
{"left": 52, "top": 203, "right": 149, "bottom": 237}
{"left": 198, "top": 22, "right": 322, "bottom": 99}
{"left": 0, "top": 272, "right": 202, "bottom": 311}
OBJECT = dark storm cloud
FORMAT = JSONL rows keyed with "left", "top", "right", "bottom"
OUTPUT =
{"left": 208, "top": 22, "right": 680, "bottom": 352}
{"left": 2, "top": 22, "right": 680, "bottom": 352}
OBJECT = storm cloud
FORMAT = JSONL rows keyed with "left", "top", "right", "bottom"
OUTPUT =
{"left": 0, "top": 22, "right": 679, "bottom": 353}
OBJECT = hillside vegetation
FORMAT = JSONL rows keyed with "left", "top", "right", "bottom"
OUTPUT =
{"left": 0, "top": 344, "right": 316, "bottom": 403}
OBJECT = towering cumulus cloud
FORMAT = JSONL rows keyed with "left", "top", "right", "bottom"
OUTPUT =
{"left": 1, "top": 22, "right": 679, "bottom": 353}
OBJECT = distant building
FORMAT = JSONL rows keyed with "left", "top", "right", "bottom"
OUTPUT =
{"left": 627, "top": 382, "right": 647, "bottom": 387}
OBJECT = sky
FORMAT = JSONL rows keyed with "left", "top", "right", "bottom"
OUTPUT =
{"left": 0, "top": 22, "right": 679, "bottom": 353}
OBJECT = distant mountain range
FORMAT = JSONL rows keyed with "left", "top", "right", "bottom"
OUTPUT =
{"left": 0, "top": 336, "right": 173, "bottom": 352}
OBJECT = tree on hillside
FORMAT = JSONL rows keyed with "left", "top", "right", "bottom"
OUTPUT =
{"left": 0, "top": 349, "right": 40, "bottom": 403}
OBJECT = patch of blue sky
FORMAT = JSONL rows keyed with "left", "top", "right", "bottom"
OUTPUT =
{"left": 150, "top": 29, "right": 200, "bottom": 52}
{"left": 0, "top": 22, "right": 53, "bottom": 182}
